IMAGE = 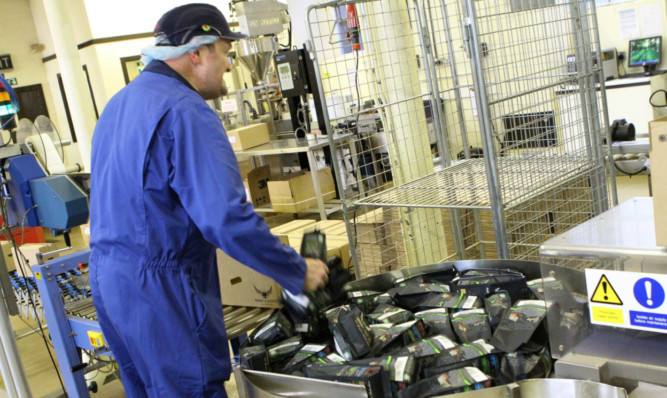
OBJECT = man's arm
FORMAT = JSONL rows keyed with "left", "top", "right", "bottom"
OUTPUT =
{"left": 167, "top": 101, "right": 312, "bottom": 294}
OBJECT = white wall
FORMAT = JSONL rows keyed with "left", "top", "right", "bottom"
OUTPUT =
{"left": 0, "top": 0, "right": 60, "bottom": 142}
{"left": 83, "top": 0, "right": 233, "bottom": 39}
{"left": 597, "top": 0, "right": 667, "bottom": 75}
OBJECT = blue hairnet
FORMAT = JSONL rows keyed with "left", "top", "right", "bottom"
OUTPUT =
{"left": 141, "top": 35, "right": 220, "bottom": 66}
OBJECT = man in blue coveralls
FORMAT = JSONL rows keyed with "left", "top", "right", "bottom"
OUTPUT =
{"left": 89, "top": 4, "right": 329, "bottom": 397}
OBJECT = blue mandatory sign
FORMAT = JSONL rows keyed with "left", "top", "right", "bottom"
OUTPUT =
{"left": 633, "top": 278, "right": 665, "bottom": 309}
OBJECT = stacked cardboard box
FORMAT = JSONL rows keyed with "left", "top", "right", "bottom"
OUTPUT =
{"left": 269, "top": 219, "right": 351, "bottom": 271}
{"left": 268, "top": 169, "right": 336, "bottom": 213}
{"left": 352, "top": 209, "right": 408, "bottom": 278}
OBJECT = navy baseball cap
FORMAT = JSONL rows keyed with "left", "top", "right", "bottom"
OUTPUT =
{"left": 154, "top": 3, "right": 246, "bottom": 46}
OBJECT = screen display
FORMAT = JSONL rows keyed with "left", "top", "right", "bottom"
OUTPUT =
{"left": 628, "top": 36, "right": 662, "bottom": 66}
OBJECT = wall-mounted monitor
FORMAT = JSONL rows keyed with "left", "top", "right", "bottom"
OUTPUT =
{"left": 628, "top": 36, "right": 662, "bottom": 75}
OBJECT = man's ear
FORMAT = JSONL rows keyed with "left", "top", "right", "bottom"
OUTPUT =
{"left": 188, "top": 49, "right": 203, "bottom": 65}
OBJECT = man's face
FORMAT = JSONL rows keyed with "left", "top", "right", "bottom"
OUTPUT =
{"left": 198, "top": 39, "right": 233, "bottom": 100}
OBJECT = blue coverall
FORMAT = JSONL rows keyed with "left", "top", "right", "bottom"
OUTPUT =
{"left": 89, "top": 60, "right": 306, "bottom": 397}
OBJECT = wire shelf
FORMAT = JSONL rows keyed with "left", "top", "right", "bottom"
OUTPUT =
{"left": 356, "top": 156, "right": 590, "bottom": 209}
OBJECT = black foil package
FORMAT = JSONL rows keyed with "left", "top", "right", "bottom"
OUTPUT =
{"left": 414, "top": 309, "right": 457, "bottom": 341}
{"left": 282, "top": 257, "right": 351, "bottom": 338}
{"left": 451, "top": 309, "right": 492, "bottom": 344}
{"left": 490, "top": 300, "right": 548, "bottom": 352}
{"left": 370, "top": 320, "right": 426, "bottom": 356}
{"left": 550, "top": 304, "right": 589, "bottom": 355}
{"left": 348, "top": 290, "right": 382, "bottom": 313}
{"left": 325, "top": 305, "right": 346, "bottom": 329}
{"left": 501, "top": 346, "right": 552, "bottom": 381}
{"left": 304, "top": 364, "right": 392, "bottom": 398}
{"left": 422, "top": 340, "right": 502, "bottom": 378}
{"left": 398, "top": 366, "right": 492, "bottom": 398}
{"left": 308, "top": 352, "right": 348, "bottom": 368}
{"left": 393, "top": 335, "right": 458, "bottom": 359}
{"left": 388, "top": 283, "right": 451, "bottom": 310}
{"left": 239, "top": 345, "right": 269, "bottom": 371}
{"left": 393, "top": 275, "right": 427, "bottom": 286}
{"left": 349, "top": 355, "right": 418, "bottom": 387}
{"left": 451, "top": 269, "right": 528, "bottom": 303}
{"left": 527, "top": 277, "right": 578, "bottom": 308}
{"left": 369, "top": 304, "right": 414, "bottom": 325}
{"left": 373, "top": 293, "right": 395, "bottom": 307}
{"left": 413, "top": 292, "right": 482, "bottom": 312}
{"left": 282, "top": 343, "right": 331, "bottom": 374}
{"left": 268, "top": 336, "right": 304, "bottom": 371}
{"left": 485, "top": 292, "right": 512, "bottom": 330}
{"left": 248, "top": 311, "right": 294, "bottom": 346}
{"left": 331, "top": 305, "right": 374, "bottom": 360}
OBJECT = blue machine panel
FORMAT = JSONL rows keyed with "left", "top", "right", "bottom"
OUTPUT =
{"left": 4, "top": 155, "right": 46, "bottom": 227}
{"left": 30, "top": 176, "right": 89, "bottom": 230}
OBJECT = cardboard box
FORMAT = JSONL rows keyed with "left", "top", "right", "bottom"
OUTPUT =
{"left": 650, "top": 116, "right": 667, "bottom": 246}
{"left": 286, "top": 220, "right": 346, "bottom": 245}
{"left": 268, "top": 168, "right": 336, "bottom": 213}
{"left": 243, "top": 165, "right": 272, "bottom": 208}
{"left": 216, "top": 249, "right": 282, "bottom": 308}
{"left": 227, "top": 123, "right": 270, "bottom": 151}
{"left": 270, "top": 220, "right": 317, "bottom": 244}
{"left": 12, "top": 243, "right": 59, "bottom": 277}
{"left": 0, "top": 242, "right": 15, "bottom": 272}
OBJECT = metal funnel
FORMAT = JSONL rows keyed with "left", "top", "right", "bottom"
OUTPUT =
{"left": 235, "top": 36, "right": 278, "bottom": 85}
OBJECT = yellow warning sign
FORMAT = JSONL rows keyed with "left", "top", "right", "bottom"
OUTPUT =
{"left": 591, "top": 306, "right": 624, "bottom": 324}
{"left": 590, "top": 274, "right": 623, "bottom": 305}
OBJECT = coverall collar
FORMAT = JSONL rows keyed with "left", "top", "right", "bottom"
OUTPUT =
{"left": 144, "top": 60, "right": 199, "bottom": 95}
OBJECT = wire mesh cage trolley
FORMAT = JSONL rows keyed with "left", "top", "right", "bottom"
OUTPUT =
{"left": 306, "top": 0, "right": 612, "bottom": 278}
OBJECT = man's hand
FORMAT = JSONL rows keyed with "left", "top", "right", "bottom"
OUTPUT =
{"left": 303, "top": 258, "right": 329, "bottom": 292}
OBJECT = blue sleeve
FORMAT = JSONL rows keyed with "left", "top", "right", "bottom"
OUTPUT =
{"left": 167, "top": 101, "right": 306, "bottom": 295}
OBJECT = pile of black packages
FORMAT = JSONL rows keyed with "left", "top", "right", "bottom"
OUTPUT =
{"left": 238, "top": 263, "right": 566, "bottom": 398}
{"left": 398, "top": 366, "right": 492, "bottom": 398}
{"left": 330, "top": 305, "right": 374, "bottom": 360}
{"left": 422, "top": 339, "right": 503, "bottom": 379}
{"left": 304, "top": 364, "right": 393, "bottom": 398}
{"left": 451, "top": 309, "right": 493, "bottom": 343}
{"left": 349, "top": 355, "right": 418, "bottom": 393}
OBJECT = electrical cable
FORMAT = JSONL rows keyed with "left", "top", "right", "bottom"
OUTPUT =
{"left": 19, "top": 205, "right": 37, "bottom": 247}
{"left": 650, "top": 89, "right": 667, "bottom": 108}
{"left": 614, "top": 160, "right": 647, "bottom": 177}
{"left": 280, "top": 10, "right": 292, "bottom": 50}
{"left": 0, "top": 193, "right": 67, "bottom": 396}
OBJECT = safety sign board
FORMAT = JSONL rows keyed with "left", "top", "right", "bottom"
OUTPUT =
{"left": 585, "top": 269, "right": 667, "bottom": 333}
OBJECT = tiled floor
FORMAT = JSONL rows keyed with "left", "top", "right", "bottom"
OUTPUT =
{"left": 0, "top": 175, "right": 649, "bottom": 397}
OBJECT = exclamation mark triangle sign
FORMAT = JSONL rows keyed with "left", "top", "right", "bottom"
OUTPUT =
{"left": 591, "top": 275, "right": 623, "bottom": 305}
